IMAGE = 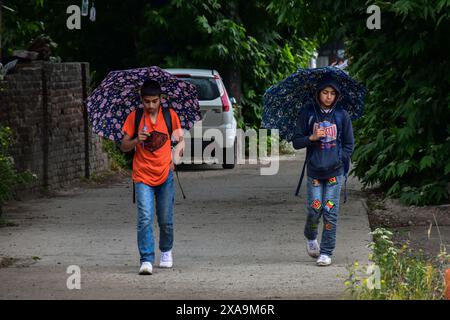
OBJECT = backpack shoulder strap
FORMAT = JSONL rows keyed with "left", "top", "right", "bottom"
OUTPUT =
{"left": 162, "top": 107, "right": 173, "bottom": 137}
{"left": 133, "top": 108, "right": 144, "bottom": 139}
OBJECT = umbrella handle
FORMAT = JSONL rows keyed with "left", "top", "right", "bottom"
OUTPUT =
{"left": 175, "top": 168, "right": 186, "bottom": 199}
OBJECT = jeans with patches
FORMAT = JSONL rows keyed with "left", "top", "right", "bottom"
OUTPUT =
{"left": 304, "top": 175, "right": 344, "bottom": 257}
{"left": 135, "top": 170, "right": 174, "bottom": 264}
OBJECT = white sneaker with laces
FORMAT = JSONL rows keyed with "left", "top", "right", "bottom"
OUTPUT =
{"left": 316, "top": 254, "right": 332, "bottom": 266}
{"left": 306, "top": 239, "right": 320, "bottom": 258}
{"left": 139, "top": 262, "right": 153, "bottom": 275}
{"left": 159, "top": 250, "right": 173, "bottom": 268}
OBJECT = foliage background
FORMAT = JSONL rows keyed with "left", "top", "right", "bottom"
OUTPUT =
{"left": 0, "top": 126, "right": 34, "bottom": 215}
{"left": 2, "top": 0, "right": 449, "bottom": 205}
{"left": 268, "top": 0, "right": 450, "bottom": 205}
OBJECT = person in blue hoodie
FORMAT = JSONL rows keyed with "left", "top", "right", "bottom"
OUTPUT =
{"left": 292, "top": 75, "right": 354, "bottom": 266}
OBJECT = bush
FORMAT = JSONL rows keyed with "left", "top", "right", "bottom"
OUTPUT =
{"left": 339, "top": 1, "right": 450, "bottom": 205}
{"left": 101, "top": 139, "right": 131, "bottom": 171}
{"left": 345, "top": 228, "right": 449, "bottom": 300}
{"left": 0, "top": 126, "right": 35, "bottom": 214}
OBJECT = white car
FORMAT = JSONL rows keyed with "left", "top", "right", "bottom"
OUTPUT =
{"left": 165, "top": 68, "right": 238, "bottom": 169}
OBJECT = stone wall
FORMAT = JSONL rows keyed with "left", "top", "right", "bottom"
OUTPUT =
{"left": 0, "top": 61, "right": 110, "bottom": 191}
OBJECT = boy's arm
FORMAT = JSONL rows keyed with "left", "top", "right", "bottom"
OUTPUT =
{"left": 120, "top": 111, "right": 146, "bottom": 152}
{"left": 170, "top": 109, "right": 184, "bottom": 143}
{"left": 292, "top": 108, "right": 315, "bottom": 149}
{"left": 171, "top": 111, "right": 185, "bottom": 164}
{"left": 172, "top": 128, "right": 185, "bottom": 160}
{"left": 120, "top": 134, "right": 139, "bottom": 153}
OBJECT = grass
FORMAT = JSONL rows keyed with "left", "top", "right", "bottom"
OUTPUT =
{"left": 345, "top": 227, "right": 449, "bottom": 300}
{"left": 0, "top": 256, "right": 17, "bottom": 268}
{"left": 101, "top": 139, "right": 132, "bottom": 171}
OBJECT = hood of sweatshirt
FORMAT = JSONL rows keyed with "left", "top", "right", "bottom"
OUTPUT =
{"left": 315, "top": 75, "right": 342, "bottom": 111}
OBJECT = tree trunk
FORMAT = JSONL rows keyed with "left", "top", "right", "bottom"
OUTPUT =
{"left": 222, "top": 1, "right": 243, "bottom": 103}
{"left": 224, "top": 65, "right": 242, "bottom": 103}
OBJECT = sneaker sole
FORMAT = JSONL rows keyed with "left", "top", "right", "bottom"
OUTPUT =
{"left": 139, "top": 270, "right": 153, "bottom": 275}
{"left": 306, "top": 245, "right": 320, "bottom": 259}
{"left": 159, "top": 263, "right": 173, "bottom": 268}
{"left": 316, "top": 262, "right": 331, "bottom": 267}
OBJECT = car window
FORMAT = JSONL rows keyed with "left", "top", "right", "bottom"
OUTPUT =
{"left": 180, "top": 78, "right": 220, "bottom": 101}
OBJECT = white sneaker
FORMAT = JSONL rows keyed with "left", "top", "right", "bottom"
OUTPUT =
{"left": 316, "top": 254, "right": 332, "bottom": 266}
{"left": 159, "top": 250, "right": 173, "bottom": 268}
{"left": 139, "top": 262, "right": 153, "bottom": 275}
{"left": 306, "top": 240, "right": 320, "bottom": 258}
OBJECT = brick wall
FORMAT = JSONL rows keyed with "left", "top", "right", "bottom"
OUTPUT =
{"left": 0, "top": 61, "right": 110, "bottom": 191}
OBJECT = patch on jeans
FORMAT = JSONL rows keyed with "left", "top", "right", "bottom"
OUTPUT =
{"left": 312, "top": 179, "right": 321, "bottom": 187}
{"left": 325, "top": 222, "right": 333, "bottom": 231}
{"left": 324, "top": 200, "right": 335, "bottom": 212}
{"left": 311, "top": 199, "right": 322, "bottom": 211}
{"left": 328, "top": 177, "right": 337, "bottom": 185}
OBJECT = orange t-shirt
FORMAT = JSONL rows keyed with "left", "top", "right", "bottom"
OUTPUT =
{"left": 122, "top": 108, "right": 181, "bottom": 186}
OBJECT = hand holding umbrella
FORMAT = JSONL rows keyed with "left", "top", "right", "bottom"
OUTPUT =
{"left": 310, "top": 126, "right": 327, "bottom": 142}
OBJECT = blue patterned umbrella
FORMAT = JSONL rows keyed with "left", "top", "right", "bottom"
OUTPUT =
{"left": 262, "top": 66, "right": 367, "bottom": 141}
{"left": 86, "top": 66, "right": 201, "bottom": 141}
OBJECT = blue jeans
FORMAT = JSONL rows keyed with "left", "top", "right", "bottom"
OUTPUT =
{"left": 304, "top": 175, "right": 343, "bottom": 257}
{"left": 135, "top": 170, "right": 174, "bottom": 264}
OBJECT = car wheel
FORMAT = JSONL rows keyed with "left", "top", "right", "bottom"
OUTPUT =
{"left": 222, "top": 139, "right": 237, "bottom": 169}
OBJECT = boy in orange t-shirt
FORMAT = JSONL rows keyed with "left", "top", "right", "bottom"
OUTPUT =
{"left": 121, "top": 79, "right": 184, "bottom": 275}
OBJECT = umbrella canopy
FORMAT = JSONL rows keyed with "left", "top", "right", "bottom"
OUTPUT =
{"left": 262, "top": 66, "right": 367, "bottom": 141}
{"left": 86, "top": 66, "right": 201, "bottom": 141}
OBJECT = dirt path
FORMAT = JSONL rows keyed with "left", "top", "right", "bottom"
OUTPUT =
{"left": 0, "top": 151, "right": 371, "bottom": 299}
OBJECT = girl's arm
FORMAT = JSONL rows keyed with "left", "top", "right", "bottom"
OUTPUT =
{"left": 341, "top": 111, "right": 355, "bottom": 159}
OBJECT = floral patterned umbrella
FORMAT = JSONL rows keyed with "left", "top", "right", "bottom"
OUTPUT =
{"left": 262, "top": 66, "right": 367, "bottom": 141}
{"left": 86, "top": 66, "right": 201, "bottom": 141}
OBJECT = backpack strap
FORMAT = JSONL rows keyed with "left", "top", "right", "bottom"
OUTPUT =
{"left": 134, "top": 107, "right": 172, "bottom": 138}
{"left": 334, "top": 108, "right": 349, "bottom": 203}
{"left": 133, "top": 108, "right": 144, "bottom": 139}
{"left": 162, "top": 107, "right": 173, "bottom": 138}
{"left": 131, "top": 108, "right": 144, "bottom": 204}
{"left": 295, "top": 148, "right": 310, "bottom": 197}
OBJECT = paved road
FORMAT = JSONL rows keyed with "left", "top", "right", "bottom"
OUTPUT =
{"left": 0, "top": 151, "right": 371, "bottom": 299}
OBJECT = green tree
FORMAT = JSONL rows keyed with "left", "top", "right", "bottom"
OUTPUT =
{"left": 136, "top": 0, "right": 316, "bottom": 128}
{"left": 1, "top": 0, "right": 46, "bottom": 57}
{"left": 3, "top": 0, "right": 316, "bottom": 129}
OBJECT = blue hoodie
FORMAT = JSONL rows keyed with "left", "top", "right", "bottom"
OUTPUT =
{"left": 292, "top": 77, "right": 354, "bottom": 180}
